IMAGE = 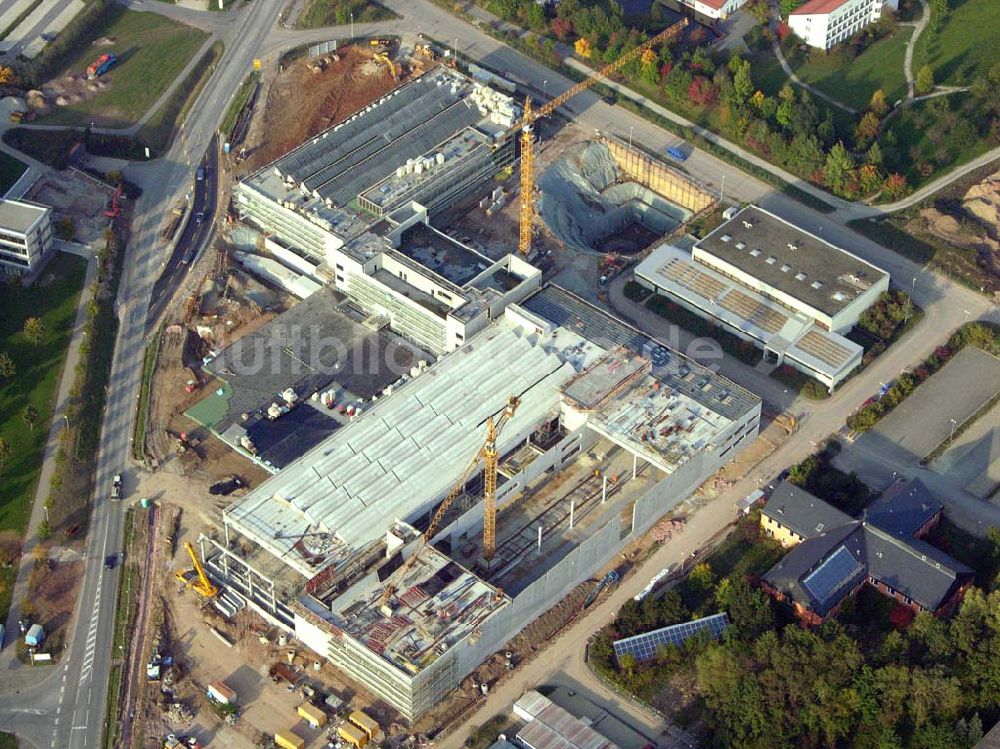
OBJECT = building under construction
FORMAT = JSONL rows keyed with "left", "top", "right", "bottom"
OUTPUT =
{"left": 203, "top": 284, "right": 761, "bottom": 721}
{"left": 235, "top": 66, "right": 535, "bottom": 356}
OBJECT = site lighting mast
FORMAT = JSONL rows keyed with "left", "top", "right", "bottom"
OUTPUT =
{"left": 512, "top": 19, "right": 688, "bottom": 256}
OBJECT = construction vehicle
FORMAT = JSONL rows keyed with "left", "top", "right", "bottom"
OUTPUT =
{"left": 378, "top": 395, "right": 520, "bottom": 615}
{"left": 373, "top": 52, "right": 398, "bottom": 80}
{"left": 174, "top": 541, "right": 219, "bottom": 597}
{"left": 510, "top": 19, "right": 687, "bottom": 256}
{"left": 110, "top": 473, "right": 122, "bottom": 501}
{"left": 86, "top": 52, "right": 117, "bottom": 80}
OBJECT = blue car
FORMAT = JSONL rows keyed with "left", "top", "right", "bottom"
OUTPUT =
{"left": 666, "top": 145, "right": 688, "bottom": 162}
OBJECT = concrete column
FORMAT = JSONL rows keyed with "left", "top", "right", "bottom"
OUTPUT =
{"left": 569, "top": 500, "right": 575, "bottom": 530}
{"left": 633, "top": 453, "right": 638, "bottom": 480}
{"left": 537, "top": 525, "right": 542, "bottom": 552}
{"left": 602, "top": 476, "right": 608, "bottom": 504}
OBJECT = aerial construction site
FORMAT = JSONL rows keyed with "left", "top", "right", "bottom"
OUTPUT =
{"left": 132, "top": 32, "right": 761, "bottom": 745}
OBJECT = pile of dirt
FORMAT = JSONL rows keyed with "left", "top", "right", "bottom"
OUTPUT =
{"left": 244, "top": 44, "right": 402, "bottom": 169}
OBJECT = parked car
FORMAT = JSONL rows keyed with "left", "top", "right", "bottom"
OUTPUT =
{"left": 209, "top": 476, "right": 245, "bottom": 496}
{"left": 666, "top": 145, "right": 688, "bottom": 162}
{"left": 105, "top": 553, "right": 117, "bottom": 570}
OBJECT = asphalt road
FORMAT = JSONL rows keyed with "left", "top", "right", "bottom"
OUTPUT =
{"left": 146, "top": 140, "right": 220, "bottom": 327}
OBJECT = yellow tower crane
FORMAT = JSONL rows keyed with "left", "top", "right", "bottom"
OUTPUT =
{"left": 513, "top": 18, "right": 688, "bottom": 256}
{"left": 379, "top": 395, "right": 521, "bottom": 615}
{"left": 174, "top": 541, "right": 219, "bottom": 598}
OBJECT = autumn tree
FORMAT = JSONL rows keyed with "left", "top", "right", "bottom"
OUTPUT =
{"left": 639, "top": 48, "right": 659, "bottom": 86}
{"left": 574, "top": 37, "right": 592, "bottom": 59}
{"left": 823, "top": 141, "right": 855, "bottom": 194}
{"left": 23, "top": 316, "right": 44, "bottom": 344}
{"left": 883, "top": 172, "right": 909, "bottom": 199}
{"left": 854, "top": 111, "right": 881, "bottom": 147}
{"left": 869, "top": 88, "right": 889, "bottom": 116}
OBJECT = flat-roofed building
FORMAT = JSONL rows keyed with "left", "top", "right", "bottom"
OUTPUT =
{"left": 635, "top": 206, "right": 889, "bottom": 389}
{"left": 789, "top": 0, "right": 897, "bottom": 50}
{"left": 0, "top": 198, "right": 53, "bottom": 277}
{"left": 203, "top": 285, "right": 761, "bottom": 721}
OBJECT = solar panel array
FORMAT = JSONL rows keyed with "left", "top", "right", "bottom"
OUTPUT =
{"left": 802, "top": 546, "right": 863, "bottom": 607}
{"left": 612, "top": 613, "right": 730, "bottom": 663}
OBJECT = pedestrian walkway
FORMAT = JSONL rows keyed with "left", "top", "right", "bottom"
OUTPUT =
{"left": 0, "top": 253, "right": 98, "bottom": 692}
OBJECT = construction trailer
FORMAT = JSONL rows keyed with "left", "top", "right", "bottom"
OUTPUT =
{"left": 297, "top": 702, "right": 327, "bottom": 728}
{"left": 274, "top": 731, "right": 305, "bottom": 749}
{"left": 349, "top": 710, "right": 380, "bottom": 742}
{"left": 206, "top": 680, "right": 237, "bottom": 705}
{"left": 338, "top": 722, "right": 368, "bottom": 748}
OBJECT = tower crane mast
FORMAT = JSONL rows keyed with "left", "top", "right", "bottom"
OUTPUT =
{"left": 379, "top": 395, "right": 521, "bottom": 615}
{"left": 512, "top": 19, "right": 688, "bottom": 255}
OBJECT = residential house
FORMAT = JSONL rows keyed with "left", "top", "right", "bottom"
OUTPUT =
{"left": 788, "top": 0, "right": 899, "bottom": 50}
{"left": 761, "top": 478, "right": 973, "bottom": 625}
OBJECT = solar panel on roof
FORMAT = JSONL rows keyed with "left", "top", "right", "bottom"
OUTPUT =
{"left": 612, "top": 613, "right": 730, "bottom": 663}
{"left": 801, "top": 546, "right": 863, "bottom": 606}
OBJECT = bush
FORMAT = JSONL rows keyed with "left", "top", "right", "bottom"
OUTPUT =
{"left": 623, "top": 280, "right": 652, "bottom": 303}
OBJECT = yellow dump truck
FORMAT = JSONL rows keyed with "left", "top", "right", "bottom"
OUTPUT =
{"left": 275, "top": 731, "right": 305, "bottom": 749}
{"left": 338, "top": 721, "right": 368, "bottom": 748}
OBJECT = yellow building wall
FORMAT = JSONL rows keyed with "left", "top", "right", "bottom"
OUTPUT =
{"left": 275, "top": 732, "right": 305, "bottom": 749}
{"left": 760, "top": 513, "right": 803, "bottom": 548}
{"left": 603, "top": 137, "right": 715, "bottom": 213}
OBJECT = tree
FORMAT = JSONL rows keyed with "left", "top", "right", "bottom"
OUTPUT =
{"left": 22, "top": 405, "right": 38, "bottom": 431}
{"left": 639, "top": 48, "right": 659, "bottom": 86}
{"left": 883, "top": 172, "right": 909, "bottom": 199}
{"left": 729, "top": 56, "right": 753, "bottom": 105}
{"left": 928, "top": 0, "right": 949, "bottom": 31}
{"left": 23, "top": 316, "right": 44, "bottom": 344}
{"left": 37, "top": 518, "right": 52, "bottom": 540}
{"left": 727, "top": 578, "right": 774, "bottom": 640}
{"left": 0, "top": 435, "right": 10, "bottom": 467}
{"left": 916, "top": 64, "right": 935, "bottom": 94}
{"left": 574, "top": 37, "right": 592, "bottom": 59}
{"left": 550, "top": 16, "right": 574, "bottom": 41}
{"left": 854, "top": 111, "right": 881, "bottom": 146}
{"left": 0, "top": 351, "right": 14, "bottom": 381}
{"left": 688, "top": 76, "right": 718, "bottom": 106}
{"left": 866, "top": 141, "right": 884, "bottom": 167}
{"left": 858, "top": 163, "right": 882, "bottom": 194}
{"left": 823, "top": 141, "right": 855, "bottom": 194}
{"left": 0, "top": 66, "right": 13, "bottom": 85}
{"left": 869, "top": 88, "right": 889, "bottom": 116}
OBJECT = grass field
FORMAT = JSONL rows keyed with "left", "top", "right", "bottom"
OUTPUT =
{"left": 0, "top": 732, "right": 17, "bottom": 749}
{"left": 915, "top": 0, "right": 1000, "bottom": 85}
{"left": 0, "top": 254, "right": 87, "bottom": 535}
{"left": 298, "top": 0, "right": 395, "bottom": 30}
{"left": 0, "top": 151, "right": 27, "bottom": 194}
{"left": 788, "top": 27, "right": 912, "bottom": 110}
{"left": 38, "top": 8, "right": 209, "bottom": 128}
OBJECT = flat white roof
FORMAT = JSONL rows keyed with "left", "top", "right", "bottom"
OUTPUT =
{"left": 636, "top": 243, "right": 862, "bottom": 380}
{"left": 224, "top": 316, "right": 605, "bottom": 577}
{"left": 0, "top": 198, "right": 47, "bottom": 233}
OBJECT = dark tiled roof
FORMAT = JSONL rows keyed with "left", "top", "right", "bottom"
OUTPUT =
{"left": 863, "top": 526, "right": 972, "bottom": 611}
{"left": 761, "top": 480, "right": 854, "bottom": 540}
{"left": 762, "top": 479, "right": 971, "bottom": 616}
{"left": 762, "top": 523, "right": 861, "bottom": 616}
{"left": 865, "top": 478, "right": 942, "bottom": 539}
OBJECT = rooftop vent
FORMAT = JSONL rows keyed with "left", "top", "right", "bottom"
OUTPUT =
{"left": 787, "top": 242, "right": 799, "bottom": 251}
{"left": 742, "top": 220, "right": 755, "bottom": 229}
{"left": 721, "top": 234, "right": 732, "bottom": 243}
{"left": 832, "top": 291, "right": 847, "bottom": 302}
{"left": 780, "top": 264, "right": 791, "bottom": 273}
{"left": 766, "top": 256, "right": 777, "bottom": 265}
{"left": 750, "top": 249, "right": 762, "bottom": 257}
{"left": 811, "top": 281, "right": 823, "bottom": 289}
{"left": 795, "top": 272, "right": 807, "bottom": 281}
{"left": 736, "top": 242, "right": 746, "bottom": 250}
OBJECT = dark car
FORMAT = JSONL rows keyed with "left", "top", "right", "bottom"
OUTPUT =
{"left": 195, "top": 211, "right": 204, "bottom": 224}
{"left": 196, "top": 166, "right": 205, "bottom": 181}
{"left": 105, "top": 554, "right": 117, "bottom": 570}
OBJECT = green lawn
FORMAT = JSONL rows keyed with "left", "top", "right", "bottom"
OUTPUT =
{"left": 789, "top": 27, "right": 912, "bottom": 110}
{"left": 0, "top": 255, "right": 87, "bottom": 533}
{"left": 915, "top": 0, "right": 1000, "bottom": 85}
{"left": 297, "top": 0, "right": 395, "bottom": 31}
{"left": 0, "top": 151, "right": 27, "bottom": 195}
{"left": 37, "top": 8, "right": 209, "bottom": 128}
{"left": 748, "top": 51, "right": 788, "bottom": 98}
{"left": 0, "top": 731, "right": 18, "bottom": 749}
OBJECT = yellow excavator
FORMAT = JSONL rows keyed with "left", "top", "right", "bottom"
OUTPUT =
{"left": 174, "top": 541, "right": 219, "bottom": 597}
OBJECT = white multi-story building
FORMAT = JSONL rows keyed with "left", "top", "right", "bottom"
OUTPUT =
{"left": 635, "top": 205, "right": 890, "bottom": 390}
{"left": 0, "top": 198, "right": 53, "bottom": 277}
{"left": 676, "top": 0, "right": 748, "bottom": 20}
{"left": 788, "top": 0, "right": 896, "bottom": 50}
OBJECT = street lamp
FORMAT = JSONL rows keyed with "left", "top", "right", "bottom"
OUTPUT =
{"left": 542, "top": 79, "right": 547, "bottom": 99}
{"left": 950, "top": 417, "right": 958, "bottom": 442}
{"left": 781, "top": 388, "right": 788, "bottom": 412}
{"left": 350, "top": 12, "right": 353, "bottom": 40}
{"left": 628, "top": 125, "right": 634, "bottom": 151}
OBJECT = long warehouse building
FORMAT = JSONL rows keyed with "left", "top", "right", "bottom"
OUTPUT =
{"left": 204, "top": 284, "right": 762, "bottom": 721}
